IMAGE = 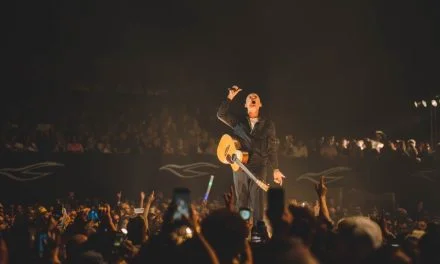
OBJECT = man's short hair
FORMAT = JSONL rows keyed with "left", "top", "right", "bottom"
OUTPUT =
{"left": 336, "top": 216, "right": 383, "bottom": 250}
{"left": 201, "top": 209, "right": 248, "bottom": 260}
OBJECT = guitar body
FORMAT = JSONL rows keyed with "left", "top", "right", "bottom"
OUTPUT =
{"left": 217, "top": 134, "right": 249, "bottom": 171}
{"left": 217, "top": 134, "right": 268, "bottom": 191}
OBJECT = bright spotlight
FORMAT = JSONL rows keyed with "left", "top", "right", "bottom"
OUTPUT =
{"left": 422, "top": 100, "right": 427, "bottom": 107}
{"left": 414, "top": 101, "right": 419, "bottom": 108}
{"left": 432, "top": 100, "right": 438, "bottom": 107}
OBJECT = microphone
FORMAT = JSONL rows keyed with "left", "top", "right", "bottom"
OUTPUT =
{"left": 229, "top": 86, "right": 240, "bottom": 92}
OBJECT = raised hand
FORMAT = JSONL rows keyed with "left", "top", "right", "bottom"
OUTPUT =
{"left": 227, "top": 85, "right": 242, "bottom": 100}
{"left": 122, "top": 240, "right": 141, "bottom": 258}
{"left": 315, "top": 176, "right": 328, "bottom": 198}
{"left": 105, "top": 204, "right": 112, "bottom": 216}
{"left": 0, "top": 236, "right": 8, "bottom": 264}
{"left": 182, "top": 206, "right": 220, "bottom": 264}
{"left": 147, "top": 190, "right": 155, "bottom": 204}
{"left": 116, "top": 191, "right": 122, "bottom": 200}
{"left": 183, "top": 205, "right": 201, "bottom": 234}
{"left": 223, "top": 185, "right": 236, "bottom": 212}
{"left": 273, "top": 169, "right": 286, "bottom": 186}
{"left": 140, "top": 191, "right": 146, "bottom": 201}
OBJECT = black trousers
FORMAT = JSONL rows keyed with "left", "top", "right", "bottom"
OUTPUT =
{"left": 233, "top": 166, "right": 267, "bottom": 223}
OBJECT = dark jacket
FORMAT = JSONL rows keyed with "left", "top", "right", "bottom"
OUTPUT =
{"left": 217, "top": 99, "right": 279, "bottom": 171}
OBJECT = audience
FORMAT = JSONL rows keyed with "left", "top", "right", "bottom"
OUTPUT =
{"left": 0, "top": 176, "right": 439, "bottom": 264}
{"left": 2, "top": 92, "right": 438, "bottom": 165}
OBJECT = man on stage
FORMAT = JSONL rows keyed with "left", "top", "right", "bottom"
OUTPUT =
{"left": 217, "top": 85, "right": 285, "bottom": 222}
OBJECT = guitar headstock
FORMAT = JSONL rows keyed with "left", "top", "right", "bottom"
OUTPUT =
{"left": 257, "top": 180, "right": 269, "bottom": 192}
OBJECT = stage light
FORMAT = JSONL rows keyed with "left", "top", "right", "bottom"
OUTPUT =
{"left": 432, "top": 100, "right": 438, "bottom": 107}
{"left": 414, "top": 101, "right": 419, "bottom": 108}
{"left": 422, "top": 100, "right": 427, "bottom": 107}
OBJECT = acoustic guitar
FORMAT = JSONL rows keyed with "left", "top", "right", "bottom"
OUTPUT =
{"left": 217, "top": 134, "right": 269, "bottom": 192}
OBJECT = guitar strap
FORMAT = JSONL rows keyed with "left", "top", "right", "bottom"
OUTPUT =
{"left": 233, "top": 123, "right": 252, "bottom": 150}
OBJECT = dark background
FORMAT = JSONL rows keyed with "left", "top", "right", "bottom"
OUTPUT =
{"left": 2, "top": 0, "right": 439, "bottom": 138}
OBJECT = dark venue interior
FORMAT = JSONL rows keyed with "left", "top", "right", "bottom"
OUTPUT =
{"left": 0, "top": 1, "right": 439, "bottom": 263}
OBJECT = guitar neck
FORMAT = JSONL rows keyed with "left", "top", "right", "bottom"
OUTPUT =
{"left": 232, "top": 157, "right": 260, "bottom": 183}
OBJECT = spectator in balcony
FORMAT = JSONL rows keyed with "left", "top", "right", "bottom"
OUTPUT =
{"left": 384, "top": 140, "right": 397, "bottom": 152}
{"left": 148, "top": 117, "right": 160, "bottom": 135}
{"left": 12, "top": 136, "right": 25, "bottom": 152}
{"left": 188, "top": 119, "right": 201, "bottom": 139}
{"left": 318, "top": 136, "right": 325, "bottom": 149}
{"left": 67, "top": 136, "right": 85, "bottom": 153}
{"left": 4, "top": 136, "right": 17, "bottom": 152}
{"left": 14, "top": 136, "right": 27, "bottom": 152}
{"left": 37, "top": 130, "right": 54, "bottom": 153}
{"left": 53, "top": 132, "right": 67, "bottom": 152}
{"left": 204, "top": 138, "right": 217, "bottom": 155}
{"left": 177, "top": 113, "right": 191, "bottom": 135}
{"left": 144, "top": 125, "right": 159, "bottom": 144}
{"left": 407, "top": 139, "right": 419, "bottom": 161}
{"left": 159, "top": 106, "right": 170, "bottom": 124}
{"left": 320, "top": 137, "right": 338, "bottom": 160}
{"left": 161, "top": 116, "right": 177, "bottom": 139}
{"left": 307, "top": 139, "right": 321, "bottom": 159}
{"left": 97, "top": 136, "right": 112, "bottom": 154}
{"left": 161, "top": 138, "right": 174, "bottom": 155}
{"left": 85, "top": 135, "right": 97, "bottom": 152}
{"left": 152, "top": 137, "right": 161, "bottom": 152}
{"left": 374, "top": 130, "right": 387, "bottom": 145}
{"left": 379, "top": 140, "right": 398, "bottom": 163}
{"left": 199, "top": 130, "right": 210, "bottom": 150}
{"left": 396, "top": 140, "right": 409, "bottom": 158}
{"left": 347, "top": 140, "right": 362, "bottom": 160}
{"left": 338, "top": 138, "right": 350, "bottom": 156}
{"left": 283, "top": 135, "right": 295, "bottom": 157}
{"left": 139, "top": 135, "right": 151, "bottom": 153}
{"left": 292, "top": 140, "right": 308, "bottom": 159}
{"left": 24, "top": 135, "right": 38, "bottom": 152}
{"left": 175, "top": 138, "right": 188, "bottom": 156}
{"left": 418, "top": 142, "right": 426, "bottom": 156}
{"left": 363, "top": 139, "right": 379, "bottom": 160}
{"left": 185, "top": 121, "right": 201, "bottom": 154}
{"left": 419, "top": 142, "right": 433, "bottom": 160}
{"left": 113, "top": 132, "right": 132, "bottom": 154}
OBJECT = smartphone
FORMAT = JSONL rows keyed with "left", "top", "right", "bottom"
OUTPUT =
{"left": 251, "top": 233, "right": 262, "bottom": 244}
{"left": 113, "top": 232, "right": 125, "bottom": 247}
{"left": 251, "top": 221, "right": 268, "bottom": 244}
{"left": 88, "top": 210, "right": 99, "bottom": 222}
{"left": 239, "top": 207, "right": 251, "bottom": 221}
{"left": 134, "top": 208, "right": 144, "bottom": 214}
{"left": 172, "top": 188, "right": 191, "bottom": 221}
{"left": 267, "top": 188, "right": 285, "bottom": 218}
